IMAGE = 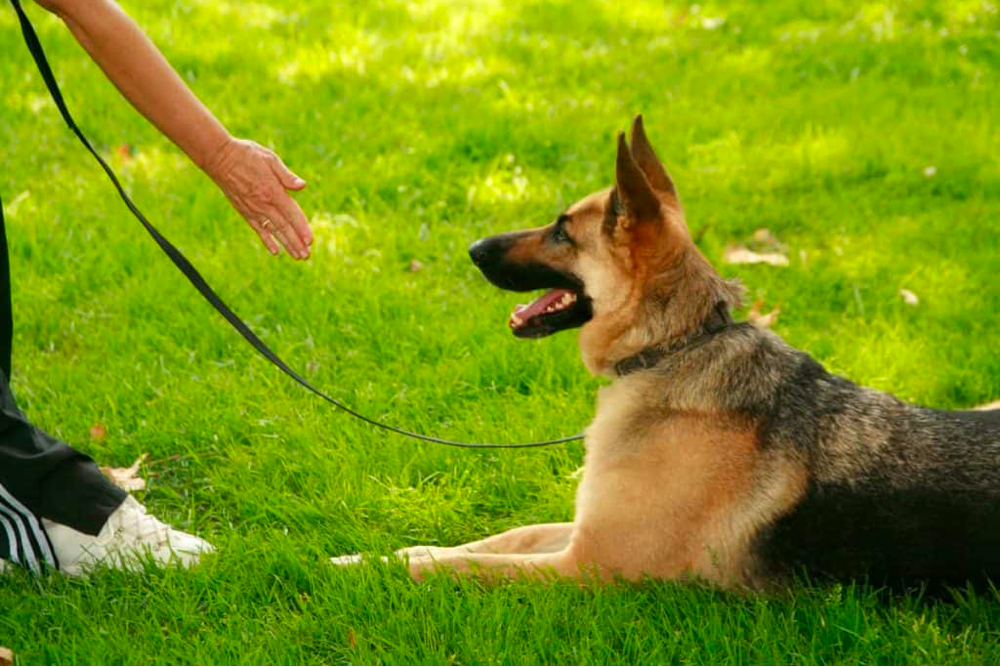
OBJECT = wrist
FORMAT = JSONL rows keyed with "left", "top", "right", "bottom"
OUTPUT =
{"left": 196, "top": 131, "right": 236, "bottom": 178}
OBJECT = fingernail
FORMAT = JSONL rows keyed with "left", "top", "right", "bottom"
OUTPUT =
{"left": 294, "top": 177, "right": 306, "bottom": 187}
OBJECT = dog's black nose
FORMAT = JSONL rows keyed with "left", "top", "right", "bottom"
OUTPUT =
{"left": 468, "top": 238, "right": 490, "bottom": 267}
{"left": 469, "top": 233, "right": 517, "bottom": 270}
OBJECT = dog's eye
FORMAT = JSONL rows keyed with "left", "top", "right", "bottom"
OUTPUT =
{"left": 551, "top": 215, "right": 573, "bottom": 245}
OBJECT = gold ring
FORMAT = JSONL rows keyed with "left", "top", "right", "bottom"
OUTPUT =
{"left": 261, "top": 218, "right": 272, "bottom": 230}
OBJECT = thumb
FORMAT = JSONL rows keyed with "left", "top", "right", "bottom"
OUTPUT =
{"left": 272, "top": 156, "right": 307, "bottom": 190}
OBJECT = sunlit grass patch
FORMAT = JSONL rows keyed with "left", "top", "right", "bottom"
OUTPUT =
{"left": 1, "top": 0, "right": 999, "bottom": 662}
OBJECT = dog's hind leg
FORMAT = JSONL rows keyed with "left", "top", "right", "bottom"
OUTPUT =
{"left": 394, "top": 522, "right": 574, "bottom": 561}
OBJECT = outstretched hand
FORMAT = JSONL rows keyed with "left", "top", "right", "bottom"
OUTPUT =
{"left": 203, "top": 138, "right": 313, "bottom": 259}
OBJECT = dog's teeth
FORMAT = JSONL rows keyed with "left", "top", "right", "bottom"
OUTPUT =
{"left": 511, "top": 314, "right": 524, "bottom": 326}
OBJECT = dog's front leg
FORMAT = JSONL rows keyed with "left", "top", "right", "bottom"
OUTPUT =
{"left": 330, "top": 522, "right": 574, "bottom": 567}
{"left": 395, "top": 522, "right": 574, "bottom": 560}
{"left": 405, "top": 548, "right": 583, "bottom": 582}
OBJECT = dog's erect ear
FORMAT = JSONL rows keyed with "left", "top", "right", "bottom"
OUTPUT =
{"left": 629, "top": 114, "right": 678, "bottom": 201}
{"left": 615, "top": 132, "right": 661, "bottom": 223}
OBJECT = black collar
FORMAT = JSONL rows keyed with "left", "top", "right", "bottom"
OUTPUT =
{"left": 613, "top": 302, "right": 734, "bottom": 377}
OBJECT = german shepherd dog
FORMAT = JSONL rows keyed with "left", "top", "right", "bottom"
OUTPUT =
{"left": 333, "top": 116, "right": 1000, "bottom": 591}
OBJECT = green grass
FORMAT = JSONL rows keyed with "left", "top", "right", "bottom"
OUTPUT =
{"left": 1, "top": 0, "right": 1000, "bottom": 662}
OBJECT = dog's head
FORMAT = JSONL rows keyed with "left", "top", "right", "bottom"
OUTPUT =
{"left": 469, "top": 115, "right": 741, "bottom": 374}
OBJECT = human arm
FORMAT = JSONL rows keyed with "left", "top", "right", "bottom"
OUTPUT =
{"left": 33, "top": 0, "right": 313, "bottom": 258}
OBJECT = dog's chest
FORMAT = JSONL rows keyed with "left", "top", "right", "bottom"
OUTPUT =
{"left": 575, "top": 378, "right": 809, "bottom": 586}
{"left": 575, "top": 381, "right": 747, "bottom": 579}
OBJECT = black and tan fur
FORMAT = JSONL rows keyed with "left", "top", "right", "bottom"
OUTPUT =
{"left": 332, "top": 116, "right": 1000, "bottom": 591}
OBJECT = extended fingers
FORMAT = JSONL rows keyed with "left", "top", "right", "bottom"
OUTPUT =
{"left": 261, "top": 204, "right": 308, "bottom": 259}
{"left": 277, "top": 193, "right": 312, "bottom": 249}
{"left": 266, "top": 156, "right": 312, "bottom": 250}
{"left": 261, "top": 154, "right": 310, "bottom": 258}
{"left": 252, "top": 216, "right": 281, "bottom": 256}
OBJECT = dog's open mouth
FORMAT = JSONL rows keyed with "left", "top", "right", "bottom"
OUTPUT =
{"left": 508, "top": 288, "right": 592, "bottom": 339}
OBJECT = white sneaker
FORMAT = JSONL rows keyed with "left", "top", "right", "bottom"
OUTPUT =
{"left": 42, "top": 495, "right": 214, "bottom": 576}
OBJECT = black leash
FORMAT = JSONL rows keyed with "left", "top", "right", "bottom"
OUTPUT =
{"left": 8, "top": 0, "right": 583, "bottom": 449}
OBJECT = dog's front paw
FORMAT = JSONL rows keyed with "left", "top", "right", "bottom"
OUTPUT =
{"left": 329, "top": 553, "right": 365, "bottom": 566}
{"left": 331, "top": 546, "right": 453, "bottom": 570}
{"left": 394, "top": 545, "right": 453, "bottom": 560}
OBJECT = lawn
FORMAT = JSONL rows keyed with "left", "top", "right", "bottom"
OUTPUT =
{"left": 2, "top": 0, "right": 1000, "bottom": 662}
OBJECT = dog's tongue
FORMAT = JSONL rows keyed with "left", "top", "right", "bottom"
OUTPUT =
{"left": 510, "top": 289, "right": 573, "bottom": 328}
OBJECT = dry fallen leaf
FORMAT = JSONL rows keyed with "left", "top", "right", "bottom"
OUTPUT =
{"left": 723, "top": 245, "right": 790, "bottom": 267}
{"left": 89, "top": 422, "right": 108, "bottom": 442}
{"left": 975, "top": 401, "right": 1000, "bottom": 411}
{"left": 100, "top": 453, "right": 149, "bottom": 492}
{"left": 750, "top": 227, "right": 788, "bottom": 251}
{"left": 899, "top": 288, "right": 919, "bottom": 306}
{"left": 0, "top": 646, "right": 13, "bottom": 666}
{"left": 409, "top": 259, "right": 424, "bottom": 272}
{"left": 701, "top": 15, "right": 725, "bottom": 30}
{"left": 347, "top": 628, "right": 358, "bottom": 649}
{"left": 747, "top": 299, "right": 781, "bottom": 328}
{"left": 723, "top": 228, "right": 790, "bottom": 266}
{"left": 752, "top": 228, "right": 778, "bottom": 245}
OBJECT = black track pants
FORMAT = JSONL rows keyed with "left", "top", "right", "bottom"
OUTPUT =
{"left": 0, "top": 192, "right": 126, "bottom": 573}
